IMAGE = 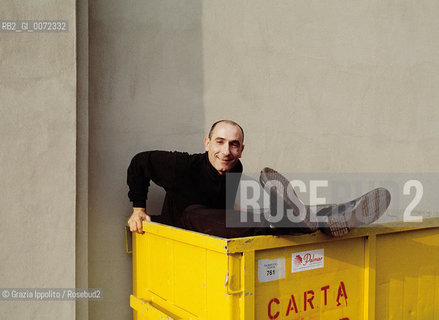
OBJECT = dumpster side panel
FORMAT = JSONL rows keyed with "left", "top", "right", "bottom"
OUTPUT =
{"left": 376, "top": 228, "right": 439, "bottom": 320}
{"left": 132, "top": 225, "right": 233, "bottom": 319}
{"left": 174, "top": 241, "right": 207, "bottom": 317}
{"left": 254, "top": 238, "right": 365, "bottom": 320}
{"left": 173, "top": 241, "right": 239, "bottom": 319}
{"left": 148, "top": 233, "right": 174, "bottom": 300}
{"left": 132, "top": 230, "right": 149, "bottom": 320}
{"left": 206, "top": 250, "right": 232, "bottom": 319}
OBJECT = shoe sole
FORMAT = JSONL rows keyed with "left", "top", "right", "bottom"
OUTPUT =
{"left": 320, "top": 187, "right": 391, "bottom": 237}
{"left": 259, "top": 167, "right": 319, "bottom": 233}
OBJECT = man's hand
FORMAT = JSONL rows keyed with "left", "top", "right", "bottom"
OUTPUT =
{"left": 128, "top": 207, "right": 151, "bottom": 234}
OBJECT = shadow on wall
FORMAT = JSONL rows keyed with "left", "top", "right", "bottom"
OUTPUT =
{"left": 88, "top": 1, "right": 203, "bottom": 319}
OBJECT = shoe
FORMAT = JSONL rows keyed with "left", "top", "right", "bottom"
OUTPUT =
{"left": 260, "top": 167, "right": 392, "bottom": 237}
{"left": 259, "top": 167, "right": 319, "bottom": 234}
{"left": 318, "top": 187, "right": 391, "bottom": 237}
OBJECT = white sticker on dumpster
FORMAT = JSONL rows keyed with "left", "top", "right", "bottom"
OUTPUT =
{"left": 292, "top": 249, "right": 324, "bottom": 273}
{"left": 258, "top": 258, "right": 286, "bottom": 282}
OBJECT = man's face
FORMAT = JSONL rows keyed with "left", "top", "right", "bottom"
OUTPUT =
{"left": 204, "top": 122, "right": 245, "bottom": 175}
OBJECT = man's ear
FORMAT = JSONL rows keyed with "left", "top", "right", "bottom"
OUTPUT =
{"left": 238, "top": 144, "right": 245, "bottom": 158}
{"left": 204, "top": 137, "right": 210, "bottom": 151}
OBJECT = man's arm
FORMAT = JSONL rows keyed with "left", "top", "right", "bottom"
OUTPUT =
{"left": 127, "top": 151, "right": 188, "bottom": 233}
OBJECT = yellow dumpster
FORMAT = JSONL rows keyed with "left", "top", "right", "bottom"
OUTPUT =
{"left": 126, "top": 218, "right": 439, "bottom": 320}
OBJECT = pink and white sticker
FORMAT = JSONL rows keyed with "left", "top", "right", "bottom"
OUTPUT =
{"left": 292, "top": 249, "right": 324, "bottom": 273}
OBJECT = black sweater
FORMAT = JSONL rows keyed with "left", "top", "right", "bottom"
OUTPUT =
{"left": 127, "top": 151, "right": 242, "bottom": 227}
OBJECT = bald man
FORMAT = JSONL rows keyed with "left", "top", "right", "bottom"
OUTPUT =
{"left": 127, "top": 120, "right": 257, "bottom": 238}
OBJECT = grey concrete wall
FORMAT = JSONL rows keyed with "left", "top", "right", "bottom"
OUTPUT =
{"left": 76, "top": 0, "right": 89, "bottom": 318}
{"left": 202, "top": 1, "right": 439, "bottom": 174}
{"left": 88, "top": 1, "right": 203, "bottom": 319}
{"left": 0, "top": 1, "right": 76, "bottom": 319}
{"left": 88, "top": 0, "right": 439, "bottom": 319}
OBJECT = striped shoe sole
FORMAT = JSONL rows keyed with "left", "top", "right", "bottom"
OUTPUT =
{"left": 320, "top": 187, "right": 391, "bottom": 237}
{"left": 259, "top": 167, "right": 319, "bottom": 234}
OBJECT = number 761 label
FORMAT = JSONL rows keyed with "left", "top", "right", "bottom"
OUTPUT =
{"left": 258, "top": 258, "right": 286, "bottom": 282}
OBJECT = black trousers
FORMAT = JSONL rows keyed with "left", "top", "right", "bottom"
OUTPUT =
{"left": 179, "top": 205, "right": 276, "bottom": 238}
